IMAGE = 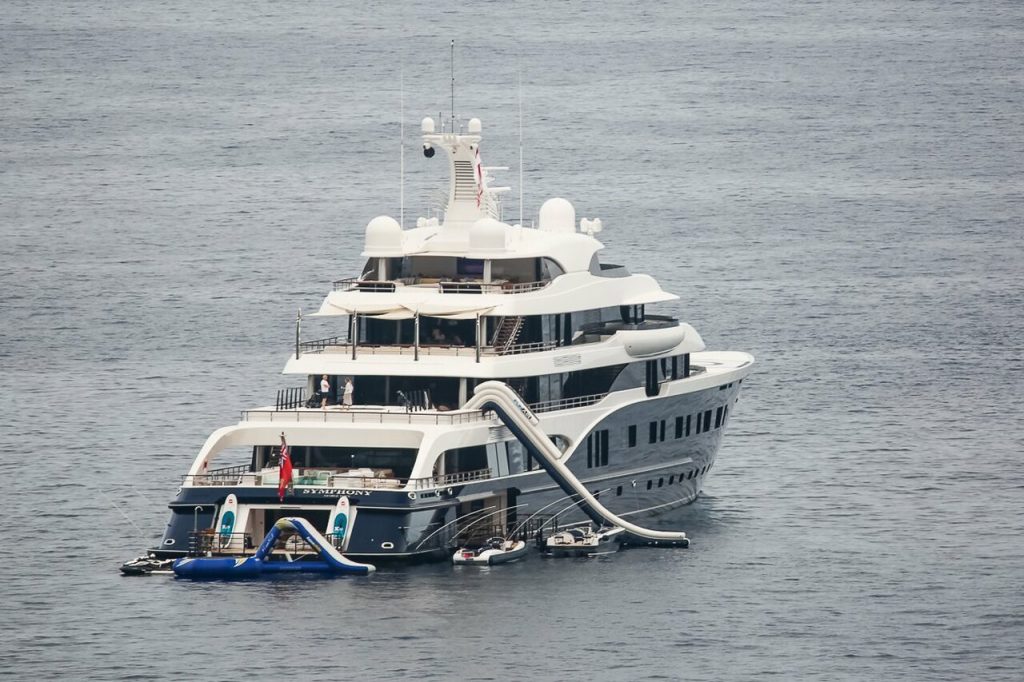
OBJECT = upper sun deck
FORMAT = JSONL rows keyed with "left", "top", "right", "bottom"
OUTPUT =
{"left": 311, "top": 116, "right": 676, "bottom": 320}
{"left": 314, "top": 268, "right": 676, "bottom": 321}
{"left": 291, "top": 117, "right": 703, "bottom": 380}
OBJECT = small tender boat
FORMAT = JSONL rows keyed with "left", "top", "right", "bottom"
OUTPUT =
{"left": 120, "top": 555, "right": 175, "bottom": 576}
{"left": 453, "top": 537, "right": 528, "bottom": 565}
{"left": 544, "top": 525, "right": 625, "bottom": 557}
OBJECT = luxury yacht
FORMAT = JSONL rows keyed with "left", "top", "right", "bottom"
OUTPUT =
{"left": 146, "top": 115, "right": 754, "bottom": 564}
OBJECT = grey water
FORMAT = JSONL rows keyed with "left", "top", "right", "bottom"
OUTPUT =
{"left": 2, "top": 1, "right": 1023, "bottom": 679}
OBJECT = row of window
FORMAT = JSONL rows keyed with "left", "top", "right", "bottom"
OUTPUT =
{"left": 605, "top": 463, "right": 713, "bottom": 497}
{"left": 625, "top": 404, "right": 731, "bottom": 447}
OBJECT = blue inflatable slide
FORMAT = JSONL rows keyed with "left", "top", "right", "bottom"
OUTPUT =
{"left": 173, "top": 517, "right": 375, "bottom": 579}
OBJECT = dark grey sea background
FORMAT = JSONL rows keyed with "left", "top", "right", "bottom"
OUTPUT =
{"left": 3, "top": 1, "right": 1022, "bottom": 679}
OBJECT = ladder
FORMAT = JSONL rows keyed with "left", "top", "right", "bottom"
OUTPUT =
{"left": 489, "top": 316, "right": 524, "bottom": 354}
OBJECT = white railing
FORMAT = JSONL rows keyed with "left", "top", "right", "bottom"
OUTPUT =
{"left": 331, "top": 276, "right": 550, "bottom": 295}
{"left": 299, "top": 340, "right": 557, "bottom": 357}
{"left": 241, "top": 406, "right": 491, "bottom": 425}
{"left": 184, "top": 466, "right": 494, "bottom": 492}
{"left": 528, "top": 393, "right": 608, "bottom": 414}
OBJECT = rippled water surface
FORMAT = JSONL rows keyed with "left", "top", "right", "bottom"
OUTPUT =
{"left": 3, "top": 1, "right": 1023, "bottom": 680}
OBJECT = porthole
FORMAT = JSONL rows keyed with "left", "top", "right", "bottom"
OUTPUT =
{"left": 163, "top": 538, "right": 176, "bottom": 546}
{"left": 669, "top": 475, "right": 675, "bottom": 485}
{"left": 688, "top": 470, "right": 694, "bottom": 480}
{"left": 381, "top": 542, "right": 395, "bottom": 550}
{"left": 646, "top": 480, "right": 653, "bottom": 490}
{"left": 658, "top": 478, "right": 664, "bottom": 488}
{"left": 616, "top": 486, "right": 623, "bottom": 496}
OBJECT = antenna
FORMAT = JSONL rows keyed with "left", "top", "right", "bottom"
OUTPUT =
{"left": 400, "top": 61, "right": 405, "bottom": 229}
{"left": 454, "top": 39, "right": 458, "bottom": 129}
{"left": 518, "top": 66, "right": 524, "bottom": 226}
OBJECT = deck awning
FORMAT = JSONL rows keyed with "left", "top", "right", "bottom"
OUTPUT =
{"left": 413, "top": 300, "right": 497, "bottom": 318}
{"left": 309, "top": 301, "right": 405, "bottom": 317}
{"left": 311, "top": 293, "right": 494, "bottom": 320}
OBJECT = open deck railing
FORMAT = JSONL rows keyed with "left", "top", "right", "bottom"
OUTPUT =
{"left": 298, "top": 335, "right": 348, "bottom": 353}
{"left": 183, "top": 465, "right": 495, "bottom": 492}
{"left": 331, "top": 277, "right": 550, "bottom": 295}
{"left": 527, "top": 392, "right": 608, "bottom": 414}
{"left": 187, "top": 531, "right": 254, "bottom": 556}
{"left": 243, "top": 387, "right": 607, "bottom": 428}
{"left": 408, "top": 467, "right": 493, "bottom": 489}
{"left": 296, "top": 339, "right": 556, "bottom": 357}
{"left": 184, "top": 464, "right": 250, "bottom": 486}
{"left": 276, "top": 386, "right": 307, "bottom": 410}
{"left": 188, "top": 530, "right": 328, "bottom": 557}
{"left": 333, "top": 278, "right": 396, "bottom": 292}
{"left": 241, "top": 407, "right": 490, "bottom": 425}
{"left": 451, "top": 515, "right": 555, "bottom": 547}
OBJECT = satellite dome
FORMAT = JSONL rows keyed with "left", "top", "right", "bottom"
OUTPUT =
{"left": 538, "top": 198, "right": 576, "bottom": 233}
{"left": 469, "top": 217, "right": 507, "bottom": 252}
{"left": 363, "top": 215, "right": 403, "bottom": 256}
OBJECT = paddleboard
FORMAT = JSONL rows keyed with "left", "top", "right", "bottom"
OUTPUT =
{"left": 328, "top": 496, "right": 356, "bottom": 551}
{"left": 217, "top": 494, "right": 238, "bottom": 550}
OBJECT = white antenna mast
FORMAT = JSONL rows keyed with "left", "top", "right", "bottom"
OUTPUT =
{"left": 400, "top": 61, "right": 405, "bottom": 228}
{"left": 450, "top": 39, "right": 456, "bottom": 130}
{"left": 518, "top": 66, "right": 524, "bottom": 226}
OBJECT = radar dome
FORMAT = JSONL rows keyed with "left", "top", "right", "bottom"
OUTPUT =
{"left": 469, "top": 217, "right": 507, "bottom": 252}
{"left": 538, "top": 198, "right": 576, "bottom": 233}
{"left": 364, "top": 215, "right": 403, "bottom": 256}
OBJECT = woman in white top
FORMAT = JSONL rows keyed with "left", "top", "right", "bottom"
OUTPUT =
{"left": 320, "top": 375, "right": 330, "bottom": 408}
{"left": 342, "top": 377, "right": 354, "bottom": 409}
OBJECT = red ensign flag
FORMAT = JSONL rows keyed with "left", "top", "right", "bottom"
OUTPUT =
{"left": 278, "top": 435, "right": 293, "bottom": 501}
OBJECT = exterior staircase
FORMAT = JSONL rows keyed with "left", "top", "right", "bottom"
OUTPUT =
{"left": 490, "top": 316, "right": 524, "bottom": 354}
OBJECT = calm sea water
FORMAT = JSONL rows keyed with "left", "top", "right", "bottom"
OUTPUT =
{"left": 3, "top": 1, "right": 1023, "bottom": 680}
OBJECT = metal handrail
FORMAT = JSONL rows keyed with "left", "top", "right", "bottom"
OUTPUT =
{"left": 183, "top": 465, "right": 494, "bottom": 492}
{"left": 299, "top": 335, "right": 348, "bottom": 353}
{"left": 240, "top": 407, "right": 491, "bottom": 425}
{"left": 276, "top": 386, "right": 307, "bottom": 410}
{"left": 331, "top": 276, "right": 551, "bottom": 295}
{"left": 494, "top": 340, "right": 556, "bottom": 355}
{"left": 187, "top": 530, "right": 254, "bottom": 556}
{"left": 528, "top": 392, "right": 608, "bottom": 414}
{"left": 438, "top": 280, "right": 550, "bottom": 294}
{"left": 292, "top": 340, "right": 558, "bottom": 357}
{"left": 333, "top": 278, "right": 396, "bottom": 292}
{"left": 184, "top": 464, "right": 250, "bottom": 485}
{"left": 452, "top": 515, "right": 553, "bottom": 547}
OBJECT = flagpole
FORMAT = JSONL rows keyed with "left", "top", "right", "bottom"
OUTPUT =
{"left": 518, "top": 64, "right": 524, "bottom": 226}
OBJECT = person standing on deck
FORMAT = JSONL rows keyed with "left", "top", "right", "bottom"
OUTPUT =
{"left": 342, "top": 377, "right": 354, "bottom": 410}
{"left": 320, "top": 374, "right": 331, "bottom": 409}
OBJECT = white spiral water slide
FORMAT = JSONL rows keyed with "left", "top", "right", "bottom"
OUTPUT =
{"left": 463, "top": 381, "right": 689, "bottom": 544}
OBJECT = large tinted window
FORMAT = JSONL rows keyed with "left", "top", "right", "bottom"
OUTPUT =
{"left": 290, "top": 446, "right": 416, "bottom": 479}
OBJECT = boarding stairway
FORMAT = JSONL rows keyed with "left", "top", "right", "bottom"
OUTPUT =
{"left": 490, "top": 316, "right": 524, "bottom": 354}
{"left": 463, "top": 381, "right": 690, "bottom": 546}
